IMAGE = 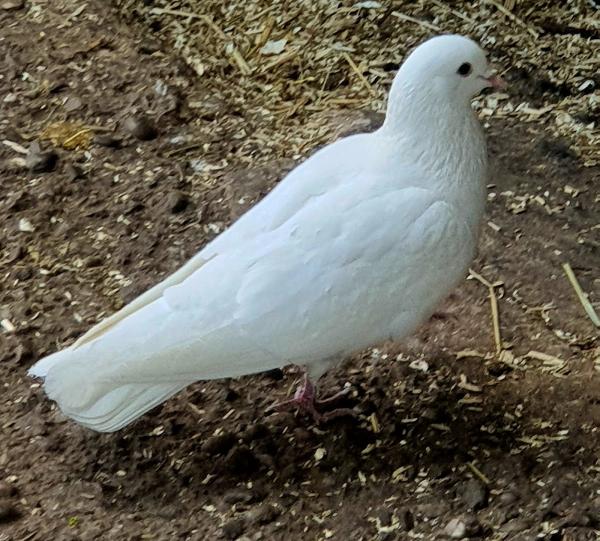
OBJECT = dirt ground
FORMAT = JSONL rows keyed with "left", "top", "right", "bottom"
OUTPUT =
{"left": 1, "top": 1, "right": 599, "bottom": 540}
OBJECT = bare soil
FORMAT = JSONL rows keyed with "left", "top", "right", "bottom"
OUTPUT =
{"left": 1, "top": 2, "right": 599, "bottom": 541}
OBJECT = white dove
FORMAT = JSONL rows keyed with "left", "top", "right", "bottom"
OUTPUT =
{"left": 29, "top": 34, "right": 502, "bottom": 432}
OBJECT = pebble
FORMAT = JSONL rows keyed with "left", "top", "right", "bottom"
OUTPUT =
{"left": 0, "top": 500, "right": 18, "bottom": 523}
{"left": 461, "top": 478, "right": 489, "bottom": 510}
{"left": 498, "top": 490, "right": 518, "bottom": 505}
{"left": 223, "top": 489, "right": 255, "bottom": 505}
{"left": 375, "top": 508, "right": 392, "bottom": 527}
{"left": 94, "top": 133, "right": 122, "bottom": 148}
{"left": 221, "top": 516, "right": 246, "bottom": 540}
{"left": 138, "top": 39, "right": 161, "bottom": 55}
{"left": 18, "top": 218, "right": 35, "bottom": 232}
{"left": 0, "top": 482, "right": 16, "bottom": 498}
{"left": 444, "top": 515, "right": 481, "bottom": 539}
{"left": 166, "top": 191, "right": 189, "bottom": 214}
{"left": 64, "top": 96, "right": 82, "bottom": 112}
{"left": 416, "top": 502, "right": 449, "bottom": 518}
{"left": 240, "top": 423, "right": 270, "bottom": 443}
{"left": 245, "top": 503, "right": 279, "bottom": 525}
{"left": 26, "top": 142, "right": 58, "bottom": 173}
{"left": 224, "top": 445, "right": 258, "bottom": 475}
{"left": 65, "top": 162, "right": 84, "bottom": 181}
{"left": 201, "top": 432, "right": 237, "bottom": 455}
{"left": 123, "top": 115, "right": 157, "bottom": 141}
{"left": 400, "top": 508, "right": 414, "bottom": 531}
{"left": 1, "top": 0, "right": 24, "bottom": 10}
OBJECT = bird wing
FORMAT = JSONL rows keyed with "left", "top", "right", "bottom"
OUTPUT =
{"left": 68, "top": 133, "right": 372, "bottom": 351}
{"left": 58, "top": 181, "right": 465, "bottom": 390}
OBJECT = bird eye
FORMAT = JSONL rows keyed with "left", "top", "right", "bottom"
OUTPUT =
{"left": 457, "top": 62, "right": 472, "bottom": 77}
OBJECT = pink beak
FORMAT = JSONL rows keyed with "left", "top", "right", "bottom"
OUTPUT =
{"left": 485, "top": 74, "right": 506, "bottom": 90}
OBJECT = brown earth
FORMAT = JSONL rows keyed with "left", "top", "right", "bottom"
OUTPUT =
{"left": 1, "top": 1, "right": 599, "bottom": 541}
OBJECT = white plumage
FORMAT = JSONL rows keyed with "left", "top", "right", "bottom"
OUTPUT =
{"left": 29, "top": 35, "right": 498, "bottom": 431}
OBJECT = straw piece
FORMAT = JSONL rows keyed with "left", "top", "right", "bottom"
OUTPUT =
{"left": 562, "top": 262, "right": 600, "bottom": 327}
{"left": 467, "top": 462, "right": 492, "bottom": 485}
{"left": 149, "top": 7, "right": 251, "bottom": 74}
{"left": 342, "top": 53, "right": 376, "bottom": 97}
{"left": 469, "top": 269, "right": 503, "bottom": 354}
{"left": 484, "top": 0, "right": 539, "bottom": 38}
{"left": 391, "top": 11, "right": 440, "bottom": 32}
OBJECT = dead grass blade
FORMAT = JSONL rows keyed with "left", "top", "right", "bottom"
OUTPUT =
{"left": 562, "top": 262, "right": 600, "bottom": 327}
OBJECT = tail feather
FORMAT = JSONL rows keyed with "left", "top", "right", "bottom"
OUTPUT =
{"left": 29, "top": 345, "right": 191, "bottom": 432}
{"left": 61, "top": 382, "right": 188, "bottom": 432}
{"left": 41, "top": 359, "right": 188, "bottom": 432}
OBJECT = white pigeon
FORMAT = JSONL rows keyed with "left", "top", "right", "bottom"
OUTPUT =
{"left": 29, "top": 34, "right": 502, "bottom": 432}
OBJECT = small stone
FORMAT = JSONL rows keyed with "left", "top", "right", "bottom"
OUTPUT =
{"left": 498, "top": 490, "right": 518, "bottom": 505}
{"left": 14, "top": 265, "right": 32, "bottom": 280}
{"left": 93, "top": 133, "right": 122, "bottom": 148}
{"left": 65, "top": 162, "right": 84, "bottom": 181}
{"left": 123, "top": 115, "right": 157, "bottom": 141}
{"left": 400, "top": 508, "right": 414, "bottom": 531}
{"left": 445, "top": 518, "right": 466, "bottom": 539}
{"left": 0, "top": 500, "right": 18, "bottom": 523}
{"left": 444, "top": 515, "right": 481, "bottom": 539}
{"left": 221, "top": 516, "right": 246, "bottom": 540}
{"left": 18, "top": 218, "right": 34, "bottom": 232}
{"left": 241, "top": 423, "right": 270, "bottom": 443}
{"left": 460, "top": 478, "right": 489, "bottom": 510}
{"left": 84, "top": 256, "right": 104, "bottom": 268}
{"left": 138, "top": 39, "right": 161, "bottom": 55}
{"left": 6, "top": 244, "right": 24, "bottom": 263}
{"left": 64, "top": 96, "right": 82, "bottom": 112}
{"left": 246, "top": 503, "right": 279, "bottom": 525}
{"left": 0, "top": 482, "right": 16, "bottom": 498}
{"left": 537, "top": 136, "right": 577, "bottom": 161}
{"left": 376, "top": 508, "right": 392, "bottom": 527}
{"left": 201, "top": 432, "right": 237, "bottom": 455}
{"left": 223, "top": 489, "right": 254, "bottom": 505}
{"left": 14, "top": 339, "right": 32, "bottom": 363}
{"left": 224, "top": 445, "right": 258, "bottom": 475}
{"left": 26, "top": 142, "right": 58, "bottom": 173}
{"left": 1, "top": 0, "right": 24, "bottom": 10}
{"left": 166, "top": 191, "right": 189, "bottom": 213}
{"left": 561, "top": 509, "right": 592, "bottom": 528}
{"left": 416, "top": 502, "right": 449, "bottom": 518}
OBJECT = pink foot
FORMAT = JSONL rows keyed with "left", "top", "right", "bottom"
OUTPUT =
{"left": 267, "top": 374, "right": 355, "bottom": 423}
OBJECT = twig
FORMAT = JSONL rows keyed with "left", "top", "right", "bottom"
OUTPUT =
{"left": 391, "top": 11, "right": 440, "bottom": 32}
{"left": 2, "top": 140, "right": 28, "bottom": 154}
{"left": 62, "top": 129, "right": 92, "bottom": 148}
{"left": 149, "top": 7, "right": 251, "bottom": 74}
{"left": 260, "top": 50, "right": 298, "bottom": 73}
{"left": 163, "top": 142, "right": 205, "bottom": 158}
{"left": 469, "top": 269, "right": 503, "bottom": 354}
{"left": 429, "top": 0, "right": 476, "bottom": 24}
{"left": 467, "top": 462, "right": 492, "bottom": 485}
{"left": 316, "top": 61, "right": 335, "bottom": 106}
{"left": 484, "top": 0, "right": 539, "bottom": 38}
{"left": 342, "top": 53, "right": 376, "bottom": 97}
{"left": 562, "top": 262, "right": 600, "bottom": 327}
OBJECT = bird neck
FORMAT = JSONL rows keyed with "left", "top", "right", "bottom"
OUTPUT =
{"left": 381, "top": 79, "right": 473, "bottom": 137}
{"left": 380, "top": 81, "right": 486, "bottom": 183}
{"left": 379, "top": 81, "right": 488, "bottom": 235}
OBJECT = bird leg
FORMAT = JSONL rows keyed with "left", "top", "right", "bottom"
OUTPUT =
{"left": 268, "top": 373, "right": 355, "bottom": 423}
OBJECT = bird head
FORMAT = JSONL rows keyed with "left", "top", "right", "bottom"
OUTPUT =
{"left": 395, "top": 35, "right": 504, "bottom": 104}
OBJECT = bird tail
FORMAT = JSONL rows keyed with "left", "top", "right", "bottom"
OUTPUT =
{"left": 29, "top": 349, "right": 189, "bottom": 432}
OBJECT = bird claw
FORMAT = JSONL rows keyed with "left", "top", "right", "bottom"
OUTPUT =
{"left": 267, "top": 376, "right": 355, "bottom": 423}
